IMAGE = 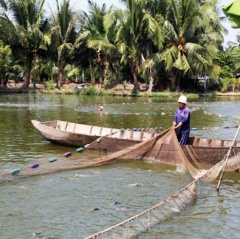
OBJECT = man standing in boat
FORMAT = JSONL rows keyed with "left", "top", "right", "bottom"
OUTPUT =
{"left": 172, "top": 95, "right": 190, "bottom": 145}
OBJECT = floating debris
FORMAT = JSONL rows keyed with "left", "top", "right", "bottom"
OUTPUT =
{"left": 33, "top": 230, "right": 42, "bottom": 236}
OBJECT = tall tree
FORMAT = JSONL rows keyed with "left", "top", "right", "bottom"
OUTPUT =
{"left": 50, "top": 0, "right": 78, "bottom": 88}
{"left": 86, "top": 3, "right": 121, "bottom": 87}
{"left": 81, "top": 0, "right": 109, "bottom": 86}
{"left": 109, "top": 0, "right": 164, "bottom": 90}
{"left": 0, "top": 0, "right": 50, "bottom": 88}
{"left": 157, "top": 0, "right": 224, "bottom": 89}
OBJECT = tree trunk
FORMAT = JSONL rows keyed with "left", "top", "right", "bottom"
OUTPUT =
{"left": 145, "top": 69, "right": 149, "bottom": 85}
{"left": 104, "top": 60, "right": 110, "bottom": 83}
{"left": 176, "top": 74, "right": 180, "bottom": 91}
{"left": 130, "top": 61, "right": 140, "bottom": 90}
{"left": 56, "top": 67, "right": 64, "bottom": 89}
{"left": 90, "top": 63, "right": 95, "bottom": 85}
{"left": 147, "top": 68, "right": 154, "bottom": 93}
{"left": 3, "top": 76, "right": 8, "bottom": 87}
{"left": 99, "top": 63, "right": 103, "bottom": 88}
{"left": 169, "top": 69, "right": 179, "bottom": 90}
{"left": 21, "top": 53, "right": 33, "bottom": 89}
{"left": 112, "top": 64, "right": 119, "bottom": 84}
{"left": 82, "top": 68, "right": 85, "bottom": 82}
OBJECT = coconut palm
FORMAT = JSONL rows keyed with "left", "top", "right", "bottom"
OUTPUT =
{"left": 0, "top": 0, "right": 50, "bottom": 88}
{"left": 80, "top": 0, "right": 111, "bottom": 87}
{"left": 109, "top": 0, "right": 164, "bottom": 90}
{"left": 50, "top": 0, "right": 78, "bottom": 88}
{"left": 157, "top": 0, "right": 224, "bottom": 89}
{"left": 85, "top": 3, "right": 122, "bottom": 87}
{"left": 74, "top": 26, "right": 97, "bottom": 85}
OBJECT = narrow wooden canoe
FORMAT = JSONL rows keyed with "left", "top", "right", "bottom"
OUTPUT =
{"left": 31, "top": 120, "right": 159, "bottom": 148}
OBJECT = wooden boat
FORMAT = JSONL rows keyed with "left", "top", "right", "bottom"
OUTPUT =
{"left": 32, "top": 120, "right": 240, "bottom": 167}
{"left": 31, "top": 120, "right": 158, "bottom": 148}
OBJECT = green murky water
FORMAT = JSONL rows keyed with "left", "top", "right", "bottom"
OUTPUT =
{"left": 0, "top": 94, "right": 240, "bottom": 239}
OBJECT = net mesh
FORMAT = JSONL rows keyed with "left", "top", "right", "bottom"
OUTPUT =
{"left": 84, "top": 180, "right": 198, "bottom": 239}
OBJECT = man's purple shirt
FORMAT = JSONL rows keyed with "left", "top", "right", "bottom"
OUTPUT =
{"left": 174, "top": 107, "right": 190, "bottom": 134}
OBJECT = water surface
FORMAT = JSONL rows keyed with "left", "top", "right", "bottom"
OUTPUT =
{"left": 0, "top": 94, "right": 240, "bottom": 239}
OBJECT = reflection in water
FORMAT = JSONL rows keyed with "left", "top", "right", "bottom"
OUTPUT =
{"left": 0, "top": 94, "right": 239, "bottom": 239}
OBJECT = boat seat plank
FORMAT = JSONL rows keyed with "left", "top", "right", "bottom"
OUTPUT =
{"left": 122, "top": 130, "right": 133, "bottom": 140}
{"left": 210, "top": 139, "right": 223, "bottom": 147}
{"left": 192, "top": 137, "right": 200, "bottom": 146}
{"left": 101, "top": 127, "right": 112, "bottom": 136}
{"left": 91, "top": 126, "right": 102, "bottom": 136}
{"left": 142, "top": 132, "right": 153, "bottom": 140}
{"left": 198, "top": 138, "right": 210, "bottom": 147}
{"left": 132, "top": 131, "right": 142, "bottom": 140}
{"left": 57, "top": 121, "right": 67, "bottom": 130}
{"left": 75, "top": 124, "right": 92, "bottom": 135}
{"left": 236, "top": 141, "right": 240, "bottom": 147}
{"left": 223, "top": 140, "right": 232, "bottom": 147}
{"left": 66, "top": 122, "right": 76, "bottom": 132}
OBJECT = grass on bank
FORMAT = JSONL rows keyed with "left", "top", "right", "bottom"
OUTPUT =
{"left": 38, "top": 85, "right": 215, "bottom": 99}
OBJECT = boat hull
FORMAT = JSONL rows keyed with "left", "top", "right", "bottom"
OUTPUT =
{"left": 32, "top": 120, "right": 240, "bottom": 167}
{"left": 31, "top": 120, "right": 151, "bottom": 148}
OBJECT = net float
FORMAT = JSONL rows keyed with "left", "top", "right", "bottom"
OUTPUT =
{"left": 62, "top": 152, "right": 72, "bottom": 157}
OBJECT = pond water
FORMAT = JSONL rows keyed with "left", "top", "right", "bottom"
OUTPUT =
{"left": 0, "top": 93, "right": 240, "bottom": 239}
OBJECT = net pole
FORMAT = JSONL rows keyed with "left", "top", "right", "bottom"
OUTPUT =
{"left": 217, "top": 125, "right": 240, "bottom": 191}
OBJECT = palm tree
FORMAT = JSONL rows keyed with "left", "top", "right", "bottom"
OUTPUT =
{"left": 0, "top": 0, "right": 50, "bottom": 88}
{"left": 81, "top": 0, "right": 109, "bottom": 87}
{"left": 157, "top": 0, "right": 224, "bottom": 90}
{"left": 109, "top": 0, "right": 164, "bottom": 90}
{"left": 85, "top": 3, "right": 122, "bottom": 87}
{"left": 50, "top": 0, "right": 78, "bottom": 88}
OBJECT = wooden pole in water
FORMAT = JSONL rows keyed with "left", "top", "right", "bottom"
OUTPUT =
{"left": 217, "top": 125, "right": 240, "bottom": 191}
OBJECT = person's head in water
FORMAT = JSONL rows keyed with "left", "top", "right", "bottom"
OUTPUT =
{"left": 98, "top": 106, "right": 104, "bottom": 111}
{"left": 177, "top": 95, "right": 187, "bottom": 109}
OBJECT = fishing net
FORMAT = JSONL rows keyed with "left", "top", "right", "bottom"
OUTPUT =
{"left": 84, "top": 180, "right": 198, "bottom": 239}
{"left": 1, "top": 128, "right": 240, "bottom": 183}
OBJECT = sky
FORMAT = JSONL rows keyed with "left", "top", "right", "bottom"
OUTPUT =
{"left": 47, "top": 0, "right": 239, "bottom": 47}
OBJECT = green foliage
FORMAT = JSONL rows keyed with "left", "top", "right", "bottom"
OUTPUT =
{"left": 214, "top": 51, "right": 234, "bottom": 79}
{"left": 221, "top": 65, "right": 234, "bottom": 78}
{"left": 103, "top": 79, "right": 110, "bottom": 89}
{"left": 65, "top": 65, "right": 80, "bottom": 79}
{"left": 226, "top": 46, "right": 240, "bottom": 73}
{"left": 46, "top": 79, "right": 55, "bottom": 90}
{"left": 158, "top": 0, "right": 223, "bottom": 88}
{"left": 0, "top": 0, "right": 231, "bottom": 93}
{"left": 0, "top": 41, "right": 12, "bottom": 84}
{"left": 220, "top": 78, "right": 232, "bottom": 92}
{"left": 82, "top": 85, "right": 98, "bottom": 95}
{"left": 230, "top": 78, "right": 240, "bottom": 92}
{"left": 0, "top": 0, "right": 50, "bottom": 88}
